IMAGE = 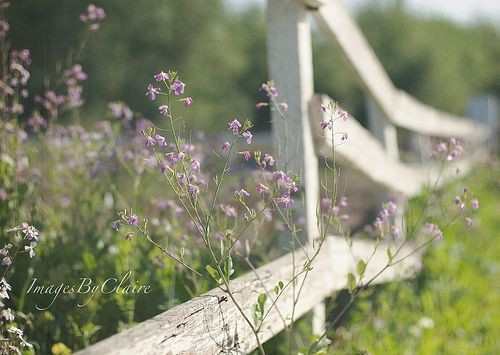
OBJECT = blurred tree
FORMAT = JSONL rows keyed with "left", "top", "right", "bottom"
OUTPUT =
{"left": 7, "top": 0, "right": 500, "bottom": 130}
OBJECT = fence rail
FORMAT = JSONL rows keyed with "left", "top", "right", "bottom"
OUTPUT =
{"left": 76, "top": 0, "right": 494, "bottom": 353}
{"left": 75, "top": 237, "right": 421, "bottom": 355}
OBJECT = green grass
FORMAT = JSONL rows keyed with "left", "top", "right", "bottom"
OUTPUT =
{"left": 328, "top": 165, "right": 500, "bottom": 354}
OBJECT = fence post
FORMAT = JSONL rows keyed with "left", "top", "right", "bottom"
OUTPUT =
{"left": 366, "top": 97, "right": 399, "bottom": 161}
{"left": 267, "top": 0, "right": 324, "bottom": 335}
{"left": 467, "top": 94, "right": 499, "bottom": 152}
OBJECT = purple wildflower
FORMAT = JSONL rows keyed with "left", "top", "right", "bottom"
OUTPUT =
{"left": 261, "top": 81, "right": 278, "bottom": 98}
{"left": 471, "top": 199, "right": 479, "bottom": 210}
{"left": 242, "top": 131, "right": 253, "bottom": 144}
{"left": 228, "top": 119, "right": 242, "bottom": 135}
{"left": 191, "top": 159, "right": 200, "bottom": 171}
{"left": 159, "top": 105, "right": 169, "bottom": 116}
{"left": 171, "top": 80, "right": 185, "bottom": 96}
{"left": 425, "top": 223, "right": 443, "bottom": 240}
{"left": 154, "top": 71, "right": 169, "bottom": 82}
{"left": 320, "top": 118, "right": 332, "bottom": 130}
{"left": 155, "top": 134, "right": 167, "bottom": 146}
{"left": 146, "top": 84, "right": 160, "bottom": 101}
{"left": 234, "top": 189, "right": 250, "bottom": 199}
{"left": 221, "top": 141, "right": 231, "bottom": 153}
{"left": 239, "top": 151, "right": 252, "bottom": 161}
{"left": 188, "top": 184, "right": 200, "bottom": 197}
{"left": 262, "top": 153, "right": 275, "bottom": 167}
{"left": 220, "top": 204, "right": 238, "bottom": 218}
{"left": 275, "top": 194, "right": 293, "bottom": 209}
{"left": 256, "top": 183, "right": 269, "bottom": 195}
{"left": 108, "top": 102, "right": 133, "bottom": 120}
{"left": 182, "top": 96, "right": 193, "bottom": 107}
{"left": 144, "top": 135, "right": 156, "bottom": 147}
{"left": 80, "top": 4, "right": 106, "bottom": 31}
{"left": 127, "top": 214, "right": 139, "bottom": 226}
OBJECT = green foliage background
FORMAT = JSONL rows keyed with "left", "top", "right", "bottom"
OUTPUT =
{"left": 8, "top": 0, "right": 500, "bottom": 129}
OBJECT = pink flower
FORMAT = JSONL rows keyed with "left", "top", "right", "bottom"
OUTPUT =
{"left": 221, "top": 141, "right": 231, "bottom": 153}
{"left": 220, "top": 204, "right": 238, "bottom": 218}
{"left": 262, "top": 153, "right": 275, "bottom": 167}
{"left": 425, "top": 223, "right": 443, "bottom": 240}
{"left": 335, "top": 107, "right": 349, "bottom": 121}
{"left": 158, "top": 105, "right": 169, "bottom": 116}
{"left": 275, "top": 194, "right": 293, "bottom": 209}
{"left": 155, "top": 134, "right": 167, "bottom": 146}
{"left": 127, "top": 214, "right": 139, "bottom": 226}
{"left": 144, "top": 135, "right": 156, "bottom": 147}
{"left": 256, "top": 183, "right": 269, "bottom": 194}
{"left": 320, "top": 118, "right": 332, "bottom": 130}
{"left": 239, "top": 151, "right": 251, "bottom": 161}
{"left": 146, "top": 84, "right": 160, "bottom": 101}
{"left": 228, "top": 119, "right": 242, "bottom": 135}
{"left": 171, "top": 80, "right": 185, "bottom": 96}
{"left": 188, "top": 184, "right": 200, "bottom": 197}
{"left": 234, "top": 189, "right": 250, "bottom": 198}
{"left": 80, "top": 4, "right": 106, "bottom": 31}
{"left": 191, "top": 159, "right": 200, "bottom": 171}
{"left": 242, "top": 131, "right": 253, "bottom": 144}
{"left": 182, "top": 96, "right": 193, "bottom": 107}
{"left": 154, "top": 71, "right": 169, "bottom": 82}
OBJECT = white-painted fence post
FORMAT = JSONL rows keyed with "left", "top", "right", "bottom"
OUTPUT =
{"left": 267, "top": 0, "right": 324, "bottom": 335}
{"left": 366, "top": 96, "right": 399, "bottom": 161}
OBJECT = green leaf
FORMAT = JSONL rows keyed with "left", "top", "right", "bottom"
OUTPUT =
{"left": 356, "top": 259, "right": 366, "bottom": 277}
{"left": 224, "top": 255, "right": 234, "bottom": 279}
{"left": 347, "top": 272, "right": 356, "bottom": 293}
{"left": 206, "top": 265, "right": 220, "bottom": 283}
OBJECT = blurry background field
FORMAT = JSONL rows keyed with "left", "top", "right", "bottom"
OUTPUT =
{"left": 2, "top": 0, "right": 500, "bottom": 354}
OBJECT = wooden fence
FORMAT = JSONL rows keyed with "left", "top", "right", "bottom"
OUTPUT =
{"left": 76, "top": 1, "right": 493, "bottom": 354}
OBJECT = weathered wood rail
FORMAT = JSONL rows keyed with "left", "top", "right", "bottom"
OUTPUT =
{"left": 76, "top": 237, "right": 421, "bottom": 355}
{"left": 76, "top": 0, "right": 494, "bottom": 354}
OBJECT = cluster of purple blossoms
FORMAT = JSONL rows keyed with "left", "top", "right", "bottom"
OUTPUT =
{"left": 109, "top": 101, "right": 133, "bottom": 121}
{"left": 256, "top": 81, "right": 288, "bottom": 113}
{"left": 454, "top": 187, "right": 479, "bottom": 227}
{"left": 272, "top": 171, "right": 299, "bottom": 209}
{"left": 80, "top": 4, "right": 106, "bottom": 31}
{"left": 220, "top": 204, "right": 238, "bottom": 218}
{"left": 425, "top": 223, "right": 444, "bottom": 240}
{"left": 0, "top": 48, "right": 31, "bottom": 116}
{"left": 234, "top": 188, "right": 251, "bottom": 199}
{"left": 320, "top": 102, "right": 349, "bottom": 130}
{"left": 228, "top": 118, "right": 253, "bottom": 145}
{"left": 373, "top": 201, "right": 400, "bottom": 238}
{"left": 261, "top": 81, "right": 279, "bottom": 98}
{"left": 146, "top": 71, "right": 192, "bottom": 115}
{"left": 3, "top": 223, "right": 40, "bottom": 264}
{"left": 320, "top": 196, "right": 350, "bottom": 221}
{"left": 63, "top": 64, "right": 87, "bottom": 108}
{"left": 433, "top": 137, "right": 464, "bottom": 161}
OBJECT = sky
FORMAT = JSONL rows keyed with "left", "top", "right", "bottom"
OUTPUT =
{"left": 226, "top": 0, "right": 500, "bottom": 24}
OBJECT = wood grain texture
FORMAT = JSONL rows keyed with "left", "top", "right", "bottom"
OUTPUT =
{"left": 75, "top": 237, "right": 421, "bottom": 355}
